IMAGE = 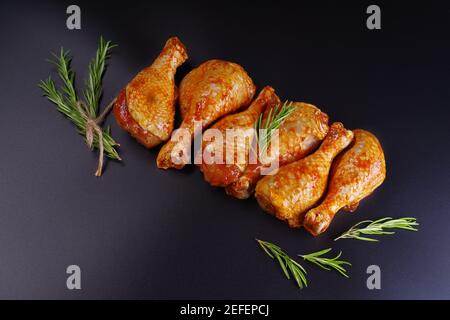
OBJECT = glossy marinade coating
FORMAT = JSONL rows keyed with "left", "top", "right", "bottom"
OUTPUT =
{"left": 303, "top": 129, "right": 386, "bottom": 236}
{"left": 226, "top": 102, "right": 329, "bottom": 199}
{"left": 114, "top": 37, "right": 188, "bottom": 148}
{"left": 199, "top": 86, "right": 279, "bottom": 187}
{"left": 255, "top": 122, "right": 354, "bottom": 228}
{"left": 157, "top": 59, "right": 256, "bottom": 169}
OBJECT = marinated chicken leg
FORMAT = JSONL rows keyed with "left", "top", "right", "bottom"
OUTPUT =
{"left": 199, "top": 86, "right": 280, "bottom": 187}
{"left": 114, "top": 37, "right": 188, "bottom": 148}
{"left": 255, "top": 123, "right": 354, "bottom": 228}
{"left": 226, "top": 102, "right": 329, "bottom": 199}
{"left": 303, "top": 129, "right": 386, "bottom": 236}
{"left": 157, "top": 59, "right": 256, "bottom": 169}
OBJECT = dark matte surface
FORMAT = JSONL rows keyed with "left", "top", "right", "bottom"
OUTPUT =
{"left": 0, "top": 0, "right": 449, "bottom": 299}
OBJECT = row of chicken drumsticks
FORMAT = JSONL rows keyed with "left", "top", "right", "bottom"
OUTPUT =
{"left": 113, "top": 37, "right": 386, "bottom": 236}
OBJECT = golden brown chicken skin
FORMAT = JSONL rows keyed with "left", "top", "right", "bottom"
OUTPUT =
{"left": 255, "top": 123, "right": 354, "bottom": 228}
{"left": 199, "top": 86, "right": 280, "bottom": 187}
{"left": 303, "top": 129, "right": 386, "bottom": 236}
{"left": 157, "top": 59, "right": 256, "bottom": 169}
{"left": 113, "top": 37, "right": 188, "bottom": 148}
{"left": 226, "top": 102, "right": 329, "bottom": 199}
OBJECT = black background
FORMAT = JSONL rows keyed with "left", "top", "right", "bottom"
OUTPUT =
{"left": 0, "top": 0, "right": 449, "bottom": 299}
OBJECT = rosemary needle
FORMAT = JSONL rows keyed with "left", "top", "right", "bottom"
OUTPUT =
{"left": 254, "top": 101, "right": 296, "bottom": 158}
{"left": 334, "top": 217, "right": 419, "bottom": 242}
{"left": 39, "top": 37, "right": 120, "bottom": 176}
{"left": 257, "top": 239, "right": 308, "bottom": 289}
{"left": 299, "top": 248, "right": 351, "bottom": 278}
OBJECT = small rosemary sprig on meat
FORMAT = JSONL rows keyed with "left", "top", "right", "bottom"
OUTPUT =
{"left": 334, "top": 217, "right": 419, "bottom": 242}
{"left": 257, "top": 239, "right": 307, "bottom": 289}
{"left": 299, "top": 248, "right": 351, "bottom": 278}
{"left": 39, "top": 37, "right": 120, "bottom": 176}
{"left": 254, "top": 101, "right": 296, "bottom": 158}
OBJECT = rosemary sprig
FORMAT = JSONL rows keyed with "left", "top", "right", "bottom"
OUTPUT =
{"left": 39, "top": 37, "right": 120, "bottom": 176}
{"left": 254, "top": 101, "right": 296, "bottom": 158}
{"left": 299, "top": 248, "right": 351, "bottom": 278}
{"left": 257, "top": 239, "right": 307, "bottom": 289}
{"left": 334, "top": 217, "right": 419, "bottom": 242}
{"left": 84, "top": 38, "right": 117, "bottom": 116}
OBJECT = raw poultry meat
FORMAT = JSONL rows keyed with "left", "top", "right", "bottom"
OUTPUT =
{"left": 255, "top": 122, "right": 354, "bottom": 228}
{"left": 303, "top": 129, "right": 386, "bottom": 236}
{"left": 199, "top": 86, "right": 280, "bottom": 187}
{"left": 226, "top": 102, "right": 329, "bottom": 199}
{"left": 157, "top": 59, "right": 255, "bottom": 169}
{"left": 114, "top": 37, "right": 188, "bottom": 148}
